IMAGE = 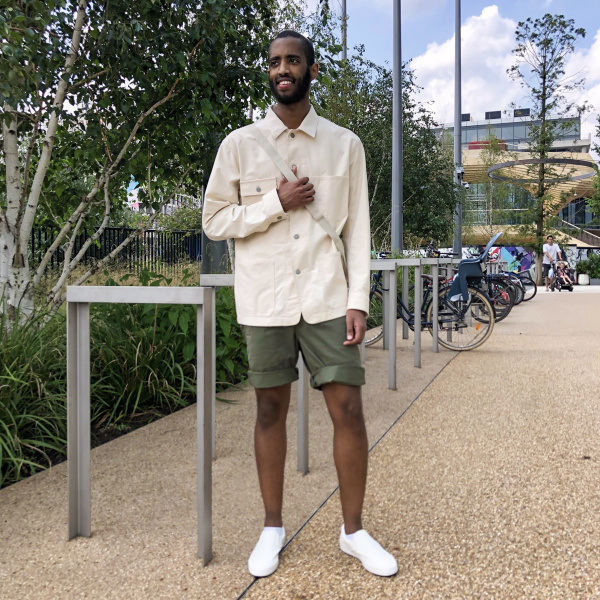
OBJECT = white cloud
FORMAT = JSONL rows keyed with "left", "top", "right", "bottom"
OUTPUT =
{"left": 410, "top": 5, "right": 600, "bottom": 158}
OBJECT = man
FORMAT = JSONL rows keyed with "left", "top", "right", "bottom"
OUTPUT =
{"left": 202, "top": 31, "right": 397, "bottom": 578}
{"left": 542, "top": 235, "right": 562, "bottom": 292}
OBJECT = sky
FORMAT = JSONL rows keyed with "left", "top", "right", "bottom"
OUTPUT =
{"left": 326, "top": 0, "right": 600, "bottom": 158}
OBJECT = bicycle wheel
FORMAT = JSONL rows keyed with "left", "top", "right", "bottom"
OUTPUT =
{"left": 488, "top": 278, "right": 514, "bottom": 322}
{"left": 365, "top": 290, "right": 384, "bottom": 346}
{"left": 504, "top": 274, "right": 524, "bottom": 304}
{"left": 519, "top": 275, "right": 537, "bottom": 301}
{"left": 426, "top": 286, "right": 495, "bottom": 351}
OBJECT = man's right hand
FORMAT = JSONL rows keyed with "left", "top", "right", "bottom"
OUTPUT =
{"left": 277, "top": 165, "right": 315, "bottom": 212}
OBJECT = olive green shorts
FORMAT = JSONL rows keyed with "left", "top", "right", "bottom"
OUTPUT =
{"left": 242, "top": 317, "right": 365, "bottom": 390}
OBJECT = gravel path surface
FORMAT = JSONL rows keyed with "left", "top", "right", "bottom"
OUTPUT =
{"left": 1, "top": 288, "right": 598, "bottom": 599}
{"left": 245, "top": 289, "right": 600, "bottom": 599}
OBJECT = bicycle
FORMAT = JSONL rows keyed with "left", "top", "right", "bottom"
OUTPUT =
{"left": 366, "top": 242, "right": 496, "bottom": 351}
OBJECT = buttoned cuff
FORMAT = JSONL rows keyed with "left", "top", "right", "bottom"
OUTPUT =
{"left": 347, "top": 292, "right": 370, "bottom": 317}
{"left": 262, "top": 189, "right": 287, "bottom": 222}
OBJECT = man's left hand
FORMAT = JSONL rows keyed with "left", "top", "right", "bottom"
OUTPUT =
{"left": 344, "top": 309, "right": 367, "bottom": 346}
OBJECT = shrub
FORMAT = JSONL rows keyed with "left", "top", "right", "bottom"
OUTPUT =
{"left": 0, "top": 269, "right": 247, "bottom": 488}
{"left": 587, "top": 253, "right": 600, "bottom": 279}
{"left": 576, "top": 260, "right": 589, "bottom": 275}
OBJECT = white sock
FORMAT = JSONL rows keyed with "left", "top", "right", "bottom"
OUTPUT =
{"left": 264, "top": 526, "right": 284, "bottom": 536}
{"left": 345, "top": 532, "right": 356, "bottom": 541}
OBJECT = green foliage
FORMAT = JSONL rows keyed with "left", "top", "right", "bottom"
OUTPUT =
{"left": 156, "top": 204, "right": 203, "bottom": 232}
{"left": 0, "top": 308, "right": 67, "bottom": 489}
{"left": 314, "top": 47, "right": 457, "bottom": 249}
{"left": 587, "top": 116, "right": 600, "bottom": 217}
{"left": 576, "top": 254, "right": 600, "bottom": 278}
{"left": 0, "top": 268, "right": 247, "bottom": 489}
{"left": 215, "top": 287, "right": 248, "bottom": 387}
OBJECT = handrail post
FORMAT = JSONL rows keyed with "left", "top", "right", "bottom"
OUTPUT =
{"left": 67, "top": 301, "right": 91, "bottom": 540}
{"left": 387, "top": 266, "right": 397, "bottom": 390}
{"left": 297, "top": 353, "right": 309, "bottom": 474}
{"left": 382, "top": 270, "right": 390, "bottom": 350}
{"left": 414, "top": 262, "right": 422, "bottom": 368}
{"left": 402, "top": 265, "right": 409, "bottom": 340}
{"left": 432, "top": 260, "right": 439, "bottom": 353}
{"left": 209, "top": 287, "right": 217, "bottom": 461}
{"left": 197, "top": 288, "right": 214, "bottom": 565}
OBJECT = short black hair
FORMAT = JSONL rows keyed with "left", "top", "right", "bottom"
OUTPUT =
{"left": 270, "top": 30, "right": 315, "bottom": 66}
{"left": 547, "top": 235, "right": 553, "bottom": 240}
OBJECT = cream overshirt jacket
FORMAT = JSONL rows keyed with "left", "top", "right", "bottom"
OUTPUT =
{"left": 202, "top": 106, "right": 371, "bottom": 327}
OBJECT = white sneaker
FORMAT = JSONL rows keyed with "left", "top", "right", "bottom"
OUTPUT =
{"left": 248, "top": 527, "right": 286, "bottom": 577}
{"left": 339, "top": 525, "right": 398, "bottom": 577}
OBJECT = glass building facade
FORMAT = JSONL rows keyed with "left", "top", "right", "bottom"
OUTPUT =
{"left": 435, "top": 115, "right": 582, "bottom": 151}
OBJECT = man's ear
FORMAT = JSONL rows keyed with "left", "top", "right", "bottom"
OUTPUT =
{"left": 310, "top": 62, "right": 319, "bottom": 82}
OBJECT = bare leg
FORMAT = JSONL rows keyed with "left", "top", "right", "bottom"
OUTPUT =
{"left": 322, "top": 382, "right": 368, "bottom": 534}
{"left": 255, "top": 384, "right": 291, "bottom": 527}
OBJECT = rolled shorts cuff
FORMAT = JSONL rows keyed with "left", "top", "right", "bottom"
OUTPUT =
{"left": 248, "top": 366, "right": 298, "bottom": 389}
{"left": 310, "top": 365, "right": 366, "bottom": 390}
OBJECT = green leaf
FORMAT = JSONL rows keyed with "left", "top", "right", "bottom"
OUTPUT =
{"left": 179, "top": 312, "right": 189, "bottom": 335}
{"left": 182, "top": 341, "right": 195, "bottom": 362}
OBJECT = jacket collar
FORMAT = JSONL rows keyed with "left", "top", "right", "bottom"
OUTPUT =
{"left": 265, "top": 105, "right": 319, "bottom": 139}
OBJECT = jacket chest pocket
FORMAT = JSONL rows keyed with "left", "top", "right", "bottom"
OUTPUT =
{"left": 239, "top": 177, "right": 278, "bottom": 206}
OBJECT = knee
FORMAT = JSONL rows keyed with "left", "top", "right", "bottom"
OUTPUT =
{"left": 332, "top": 394, "right": 366, "bottom": 433}
{"left": 256, "top": 393, "right": 287, "bottom": 430}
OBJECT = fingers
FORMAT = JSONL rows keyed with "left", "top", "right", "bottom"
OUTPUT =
{"left": 346, "top": 315, "right": 354, "bottom": 342}
{"left": 343, "top": 314, "right": 366, "bottom": 346}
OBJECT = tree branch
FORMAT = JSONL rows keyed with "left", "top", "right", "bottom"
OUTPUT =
{"left": 19, "top": 1, "right": 88, "bottom": 252}
{"left": 69, "top": 68, "right": 109, "bottom": 90}
{"left": 45, "top": 165, "right": 193, "bottom": 313}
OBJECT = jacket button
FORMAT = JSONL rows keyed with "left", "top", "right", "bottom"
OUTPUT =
{"left": 277, "top": 216, "right": 282, "bottom": 220}
{"left": 290, "top": 133, "right": 295, "bottom": 138}
{"left": 294, "top": 234, "right": 299, "bottom": 239}
{"left": 256, "top": 186, "right": 261, "bottom": 192}
{"left": 296, "top": 269, "right": 301, "bottom": 275}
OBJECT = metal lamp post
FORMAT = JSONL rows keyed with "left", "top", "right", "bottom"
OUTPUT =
{"left": 391, "top": 0, "right": 403, "bottom": 253}
{"left": 452, "top": 0, "right": 463, "bottom": 257}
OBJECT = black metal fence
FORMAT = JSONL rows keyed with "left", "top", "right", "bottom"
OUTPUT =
{"left": 30, "top": 227, "right": 202, "bottom": 271}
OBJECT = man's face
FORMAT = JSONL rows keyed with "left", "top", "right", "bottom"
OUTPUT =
{"left": 547, "top": 237, "right": 554, "bottom": 245}
{"left": 268, "top": 37, "right": 317, "bottom": 105}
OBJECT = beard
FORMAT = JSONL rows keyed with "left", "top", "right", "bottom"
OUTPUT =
{"left": 269, "top": 67, "right": 312, "bottom": 105}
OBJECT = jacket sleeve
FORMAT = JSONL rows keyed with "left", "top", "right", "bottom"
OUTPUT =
{"left": 202, "top": 135, "right": 287, "bottom": 241}
{"left": 343, "top": 136, "right": 371, "bottom": 315}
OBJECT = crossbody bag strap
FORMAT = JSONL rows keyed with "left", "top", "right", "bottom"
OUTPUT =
{"left": 248, "top": 124, "right": 348, "bottom": 279}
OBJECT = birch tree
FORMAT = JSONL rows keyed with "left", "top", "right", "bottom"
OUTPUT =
{"left": 0, "top": 0, "right": 286, "bottom": 322}
{"left": 507, "top": 13, "right": 586, "bottom": 284}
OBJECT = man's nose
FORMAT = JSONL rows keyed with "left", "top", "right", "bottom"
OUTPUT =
{"left": 278, "top": 60, "right": 290, "bottom": 75}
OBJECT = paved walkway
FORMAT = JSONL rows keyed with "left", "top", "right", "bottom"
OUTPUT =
{"left": 1, "top": 288, "right": 599, "bottom": 599}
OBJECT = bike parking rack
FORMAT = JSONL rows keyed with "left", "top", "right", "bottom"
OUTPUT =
{"left": 66, "top": 286, "right": 215, "bottom": 565}
{"left": 199, "top": 275, "right": 312, "bottom": 476}
{"left": 371, "top": 257, "right": 455, "bottom": 370}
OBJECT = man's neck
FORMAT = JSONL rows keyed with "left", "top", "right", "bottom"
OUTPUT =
{"left": 272, "top": 98, "right": 311, "bottom": 130}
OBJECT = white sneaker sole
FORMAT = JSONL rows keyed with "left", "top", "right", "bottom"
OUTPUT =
{"left": 248, "top": 557, "right": 279, "bottom": 578}
{"left": 339, "top": 537, "right": 398, "bottom": 577}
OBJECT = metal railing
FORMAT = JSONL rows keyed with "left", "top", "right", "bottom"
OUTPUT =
{"left": 66, "top": 286, "right": 215, "bottom": 564}
{"left": 65, "top": 258, "right": 452, "bottom": 567}
{"left": 31, "top": 227, "right": 202, "bottom": 271}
